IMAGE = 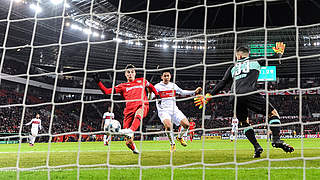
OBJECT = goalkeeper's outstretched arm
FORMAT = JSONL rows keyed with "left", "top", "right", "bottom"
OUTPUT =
{"left": 194, "top": 65, "right": 233, "bottom": 109}
{"left": 208, "top": 65, "right": 233, "bottom": 96}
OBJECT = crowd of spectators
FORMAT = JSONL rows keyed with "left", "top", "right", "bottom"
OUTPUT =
{"left": 1, "top": 81, "right": 320, "bottom": 136}
{"left": 1, "top": 62, "right": 320, "bottom": 136}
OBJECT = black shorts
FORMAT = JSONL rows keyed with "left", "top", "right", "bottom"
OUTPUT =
{"left": 230, "top": 93, "right": 276, "bottom": 122}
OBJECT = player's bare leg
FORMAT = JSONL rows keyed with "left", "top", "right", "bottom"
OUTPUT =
{"left": 269, "top": 109, "right": 294, "bottom": 153}
{"left": 177, "top": 118, "right": 189, "bottom": 147}
{"left": 163, "top": 119, "right": 176, "bottom": 152}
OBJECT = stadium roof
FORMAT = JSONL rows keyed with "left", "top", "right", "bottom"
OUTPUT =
{"left": 1, "top": 0, "right": 320, "bottom": 81}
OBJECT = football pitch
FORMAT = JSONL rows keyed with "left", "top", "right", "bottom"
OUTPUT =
{"left": 0, "top": 139, "right": 319, "bottom": 180}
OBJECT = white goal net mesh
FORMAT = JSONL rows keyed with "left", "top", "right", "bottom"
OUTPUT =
{"left": 0, "top": 0, "right": 320, "bottom": 179}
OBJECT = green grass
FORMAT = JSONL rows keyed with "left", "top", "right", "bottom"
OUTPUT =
{"left": 0, "top": 139, "right": 319, "bottom": 179}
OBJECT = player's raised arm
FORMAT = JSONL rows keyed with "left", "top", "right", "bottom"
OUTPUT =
{"left": 101, "top": 117, "right": 105, "bottom": 130}
{"left": 25, "top": 120, "right": 32, "bottom": 126}
{"left": 93, "top": 73, "right": 121, "bottom": 95}
{"left": 146, "top": 80, "right": 158, "bottom": 96}
{"left": 146, "top": 80, "right": 162, "bottom": 107}
{"left": 175, "top": 84, "right": 202, "bottom": 97}
{"left": 146, "top": 80, "right": 161, "bottom": 98}
{"left": 39, "top": 120, "right": 42, "bottom": 131}
{"left": 209, "top": 65, "right": 233, "bottom": 96}
{"left": 194, "top": 65, "right": 233, "bottom": 109}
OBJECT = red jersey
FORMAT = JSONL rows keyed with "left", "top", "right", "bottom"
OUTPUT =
{"left": 189, "top": 122, "right": 196, "bottom": 130}
{"left": 98, "top": 78, "right": 159, "bottom": 111}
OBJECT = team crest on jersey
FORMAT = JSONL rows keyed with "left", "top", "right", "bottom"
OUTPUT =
{"left": 137, "top": 80, "right": 141, "bottom": 83}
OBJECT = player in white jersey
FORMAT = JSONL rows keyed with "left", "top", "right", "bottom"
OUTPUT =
{"left": 102, "top": 109, "right": 115, "bottom": 146}
{"left": 154, "top": 71, "right": 202, "bottom": 152}
{"left": 230, "top": 117, "right": 239, "bottom": 142}
{"left": 25, "top": 114, "right": 42, "bottom": 146}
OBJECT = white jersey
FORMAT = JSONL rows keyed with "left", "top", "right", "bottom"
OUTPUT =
{"left": 25, "top": 118, "right": 42, "bottom": 130}
{"left": 103, "top": 112, "right": 114, "bottom": 125}
{"left": 154, "top": 82, "right": 195, "bottom": 110}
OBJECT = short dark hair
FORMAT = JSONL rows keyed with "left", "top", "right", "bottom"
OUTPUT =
{"left": 236, "top": 46, "right": 249, "bottom": 54}
{"left": 125, "top": 64, "right": 136, "bottom": 70}
{"left": 161, "top": 69, "right": 172, "bottom": 75}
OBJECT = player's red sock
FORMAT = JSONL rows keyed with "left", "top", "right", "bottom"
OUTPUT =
{"left": 190, "top": 136, "right": 193, "bottom": 142}
{"left": 126, "top": 141, "right": 135, "bottom": 151}
{"left": 130, "top": 114, "right": 142, "bottom": 131}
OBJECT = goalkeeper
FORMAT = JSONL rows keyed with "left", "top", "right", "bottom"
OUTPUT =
{"left": 195, "top": 46, "right": 294, "bottom": 158}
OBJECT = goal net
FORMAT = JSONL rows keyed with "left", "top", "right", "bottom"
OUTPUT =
{"left": 0, "top": 0, "right": 320, "bottom": 179}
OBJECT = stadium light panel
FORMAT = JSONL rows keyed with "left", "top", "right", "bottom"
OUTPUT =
{"left": 135, "top": 42, "right": 142, "bottom": 46}
{"left": 92, "top": 32, "right": 99, "bottom": 37}
{"left": 71, "top": 24, "right": 82, "bottom": 31}
{"left": 113, "top": 38, "right": 122, "bottom": 43}
{"left": 51, "top": 0, "right": 63, "bottom": 5}
{"left": 83, "top": 28, "right": 92, "bottom": 35}
{"left": 163, "top": 44, "right": 169, "bottom": 49}
{"left": 65, "top": 3, "right": 71, "bottom": 8}
{"left": 101, "top": 34, "right": 105, "bottom": 39}
{"left": 30, "top": 4, "right": 42, "bottom": 13}
{"left": 14, "top": 0, "right": 22, "bottom": 3}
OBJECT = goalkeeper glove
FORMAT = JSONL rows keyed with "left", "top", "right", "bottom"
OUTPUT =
{"left": 93, "top": 73, "right": 101, "bottom": 83}
{"left": 194, "top": 93, "right": 212, "bottom": 109}
{"left": 272, "top": 42, "right": 286, "bottom": 56}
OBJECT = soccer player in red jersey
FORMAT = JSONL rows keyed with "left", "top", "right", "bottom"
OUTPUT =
{"left": 189, "top": 118, "right": 196, "bottom": 142}
{"left": 93, "top": 64, "right": 161, "bottom": 154}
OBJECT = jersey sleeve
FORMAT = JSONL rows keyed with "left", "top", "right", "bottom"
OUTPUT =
{"left": 39, "top": 120, "right": 42, "bottom": 130}
{"left": 150, "top": 84, "right": 159, "bottom": 99}
{"left": 209, "top": 65, "right": 233, "bottom": 95}
{"left": 25, "top": 120, "right": 32, "bottom": 126}
{"left": 175, "top": 84, "right": 195, "bottom": 96}
{"left": 98, "top": 82, "right": 122, "bottom": 95}
{"left": 250, "top": 61, "right": 261, "bottom": 71}
{"left": 145, "top": 79, "right": 159, "bottom": 96}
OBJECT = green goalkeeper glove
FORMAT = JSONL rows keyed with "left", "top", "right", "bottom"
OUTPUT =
{"left": 194, "top": 93, "right": 212, "bottom": 109}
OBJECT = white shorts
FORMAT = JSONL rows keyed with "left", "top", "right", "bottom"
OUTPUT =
{"left": 105, "top": 119, "right": 111, "bottom": 126}
{"left": 31, "top": 128, "right": 38, "bottom": 136}
{"left": 158, "top": 108, "right": 186, "bottom": 126}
